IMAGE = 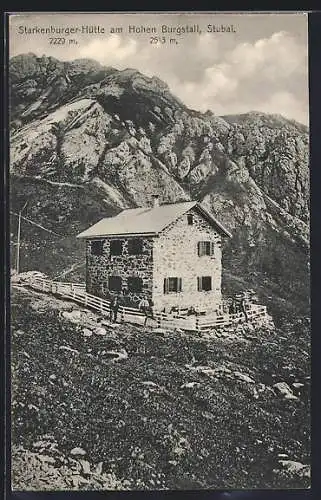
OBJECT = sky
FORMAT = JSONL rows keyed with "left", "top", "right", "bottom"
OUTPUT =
{"left": 9, "top": 12, "right": 309, "bottom": 125}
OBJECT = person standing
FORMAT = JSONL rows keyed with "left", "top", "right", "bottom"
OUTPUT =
{"left": 239, "top": 296, "right": 249, "bottom": 322}
{"left": 110, "top": 293, "right": 120, "bottom": 323}
{"left": 139, "top": 295, "right": 153, "bottom": 326}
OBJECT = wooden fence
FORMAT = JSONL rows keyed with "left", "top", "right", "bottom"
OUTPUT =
{"left": 22, "top": 277, "right": 269, "bottom": 332}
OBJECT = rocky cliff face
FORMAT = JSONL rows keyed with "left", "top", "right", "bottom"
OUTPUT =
{"left": 9, "top": 54, "right": 310, "bottom": 320}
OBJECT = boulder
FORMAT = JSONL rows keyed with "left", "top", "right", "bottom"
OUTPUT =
{"left": 94, "top": 327, "right": 107, "bottom": 336}
{"left": 79, "top": 459, "right": 91, "bottom": 475}
{"left": 273, "top": 382, "right": 299, "bottom": 400}
{"left": 180, "top": 382, "right": 200, "bottom": 389}
{"left": 278, "top": 460, "right": 310, "bottom": 479}
{"left": 83, "top": 328, "right": 92, "bottom": 337}
{"left": 70, "top": 447, "right": 86, "bottom": 457}
{"left": 292, "top": 382, "right": 304, "bottom": 389}
{"left": 105, "top": 349, "right": 128, "bottom": 362}
{"left": 61, "top": 310, "right": 82, "bottom": 322}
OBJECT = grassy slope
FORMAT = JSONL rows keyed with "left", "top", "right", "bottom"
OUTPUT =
{"left": 11, "top": 287, "right": 310, "bottom": 490}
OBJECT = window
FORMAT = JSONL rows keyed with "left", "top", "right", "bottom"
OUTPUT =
{"left": 198, "top": 241, "right": 215, "bottom": 257}
{"left": 108, "top": 276, "right": 122, "bottom": 292}
{"left": 197, "top": 276, "right": 212, "bottom": 292}
{"left": 187, "top": 214, "right": 193, "bottom": 225}
{"left": 110, "top": 239, "right": 123, "bottom": 256}
{"left": 128, "top": 238, "right": 143, "bottom": 255}
{"left": 164, "top": 277, "right": 182, "bottom": 294}
{"left": 128, "top": 277, "right": 143, "bottom": 293}
{"left": 91, "top": 240, "right": 104, "bottom": 256}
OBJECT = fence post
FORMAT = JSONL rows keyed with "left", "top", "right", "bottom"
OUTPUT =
{"left": 157, "top": 314, "right": 161, "bottom": 329}
{"left": 42, "top": 280, "right": 45, "bottom": 292}
{"left": 196, "top": 317, "right": 200, "bottom": 333}
{"left": 121, "top": 307, "right": 125, "bottom": 323}
{"left": 84, "top": 294, "right": 88, "bottom": 307}
{"left": 100, "top": 298, "right": 103, "bottom": 313}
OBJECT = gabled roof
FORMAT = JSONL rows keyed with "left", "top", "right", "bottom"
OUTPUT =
{"left": 76, "top": 201, "right": 232, "bottom": 239}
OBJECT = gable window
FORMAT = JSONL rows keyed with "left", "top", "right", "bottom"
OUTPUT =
{"left": 187, "top": 214, "right": 194, "bottom": 225}
{"left": 197, "top": 276, "right": 212, "bottom": 292}
{"left": 128, "top": 276, "right": 143, "bottom": 293}
{"left": 91, "top": 240, "right": 104, "bottom": 256}
{"left": 198, "top": 241, "right": 215, "bottom": 257}
{"left": 128, "top": 238, "right": 143, "bottom": 255}
{"left": 164, "top": 277, "right": 182, "bottom": 294}
{"left": 110, "top": 239, "right": 123, "bottom": 256}
{"left": 108, "top": 276, "right": 122, "bottom": 292}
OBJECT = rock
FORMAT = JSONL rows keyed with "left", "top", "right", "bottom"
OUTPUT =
{"left": 62, "top": 310, "right": 82, "bottom": 322}
{"left": 95, "top": 461, "right": 103, "bottom": 475}
{"left": 83, "top": 328, "right": 92, "bottom": 337}
{"left": 273, "top": 382, "right": 299, "bottom": 400}
{"left": 215, "top": 366, "right": 232, "bottom": 374}
{"left": 252, "top": 388, "right": 259, "bottom": 399}
{"left": 28, "top": 403, "right": 39, "bottom": 411}
{"left": 234, "top": 371, "right": 255, "bottom": 384}
{"left": 70, "top": 447, "right": 86, "bottom": 457}
{"left": 180, "top": 382, "right": 200, "bottom": 389}
{"left": 94, "top": 327, "right": 107, "bottom": 336}
{"left": 278, "top": 460, "right": 310, "bottom": 479}
{"left": 79, "top": 459, "right": 91, "bottom": 475}
{"left": 70, "top": 474, "right": 89, "bottom": 488}
{"left": 105, "top": 349, "right": 128, "bottom": 362}
{"left": 141, "top": 381, "right": 158, "bottom": 387}
{"left": 292, "top": 382, "right": 304, "bottom": 389}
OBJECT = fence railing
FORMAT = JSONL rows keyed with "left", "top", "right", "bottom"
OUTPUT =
{"left": 22, "top": 277, "right": 269, "bottom": 332}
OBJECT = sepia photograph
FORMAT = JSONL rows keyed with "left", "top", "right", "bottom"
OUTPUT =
{"left": 8, "top": 11, "right": 310, "bottom": 491}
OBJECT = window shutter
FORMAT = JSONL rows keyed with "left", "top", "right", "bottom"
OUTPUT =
{"left": 178, "top": 278, "right": 182, "bottom": 292}
{"left": 210, "top": 242, "right": 215, "bottom": 256}
{"left": 197, "top": 277, "right": 202, "bottom": 291}
{"left": 198, "top": 241, "right": 205, "bottom": 256}
{"left": 164, "top": 278, "right": 169, "bottom": 294}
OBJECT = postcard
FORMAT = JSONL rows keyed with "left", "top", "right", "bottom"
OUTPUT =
{"left": 8, "top": 11, "right": 310, "bottom": 491}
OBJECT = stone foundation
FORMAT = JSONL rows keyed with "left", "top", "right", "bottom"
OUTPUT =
{"left": 86, "top": 237, "right": 153, "bottom": 302}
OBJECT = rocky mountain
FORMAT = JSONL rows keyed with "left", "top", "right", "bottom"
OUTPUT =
{"left": 9, "top": 53, "right": 310, "bottom": 321}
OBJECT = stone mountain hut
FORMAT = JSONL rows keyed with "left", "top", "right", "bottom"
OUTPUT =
{"left": 77, "top": 197, "right": 231, "bottom": 313}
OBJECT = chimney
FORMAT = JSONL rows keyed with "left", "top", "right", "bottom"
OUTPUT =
{"left": 152, "top": 194, "right": 160, "bottom": 208}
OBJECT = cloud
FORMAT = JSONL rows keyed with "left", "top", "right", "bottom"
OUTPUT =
{"left": 164, "top": 31, "right": 308, "bottom": 123}
{"left": 79, "top": 35, "right": 138, "bottom": 63}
